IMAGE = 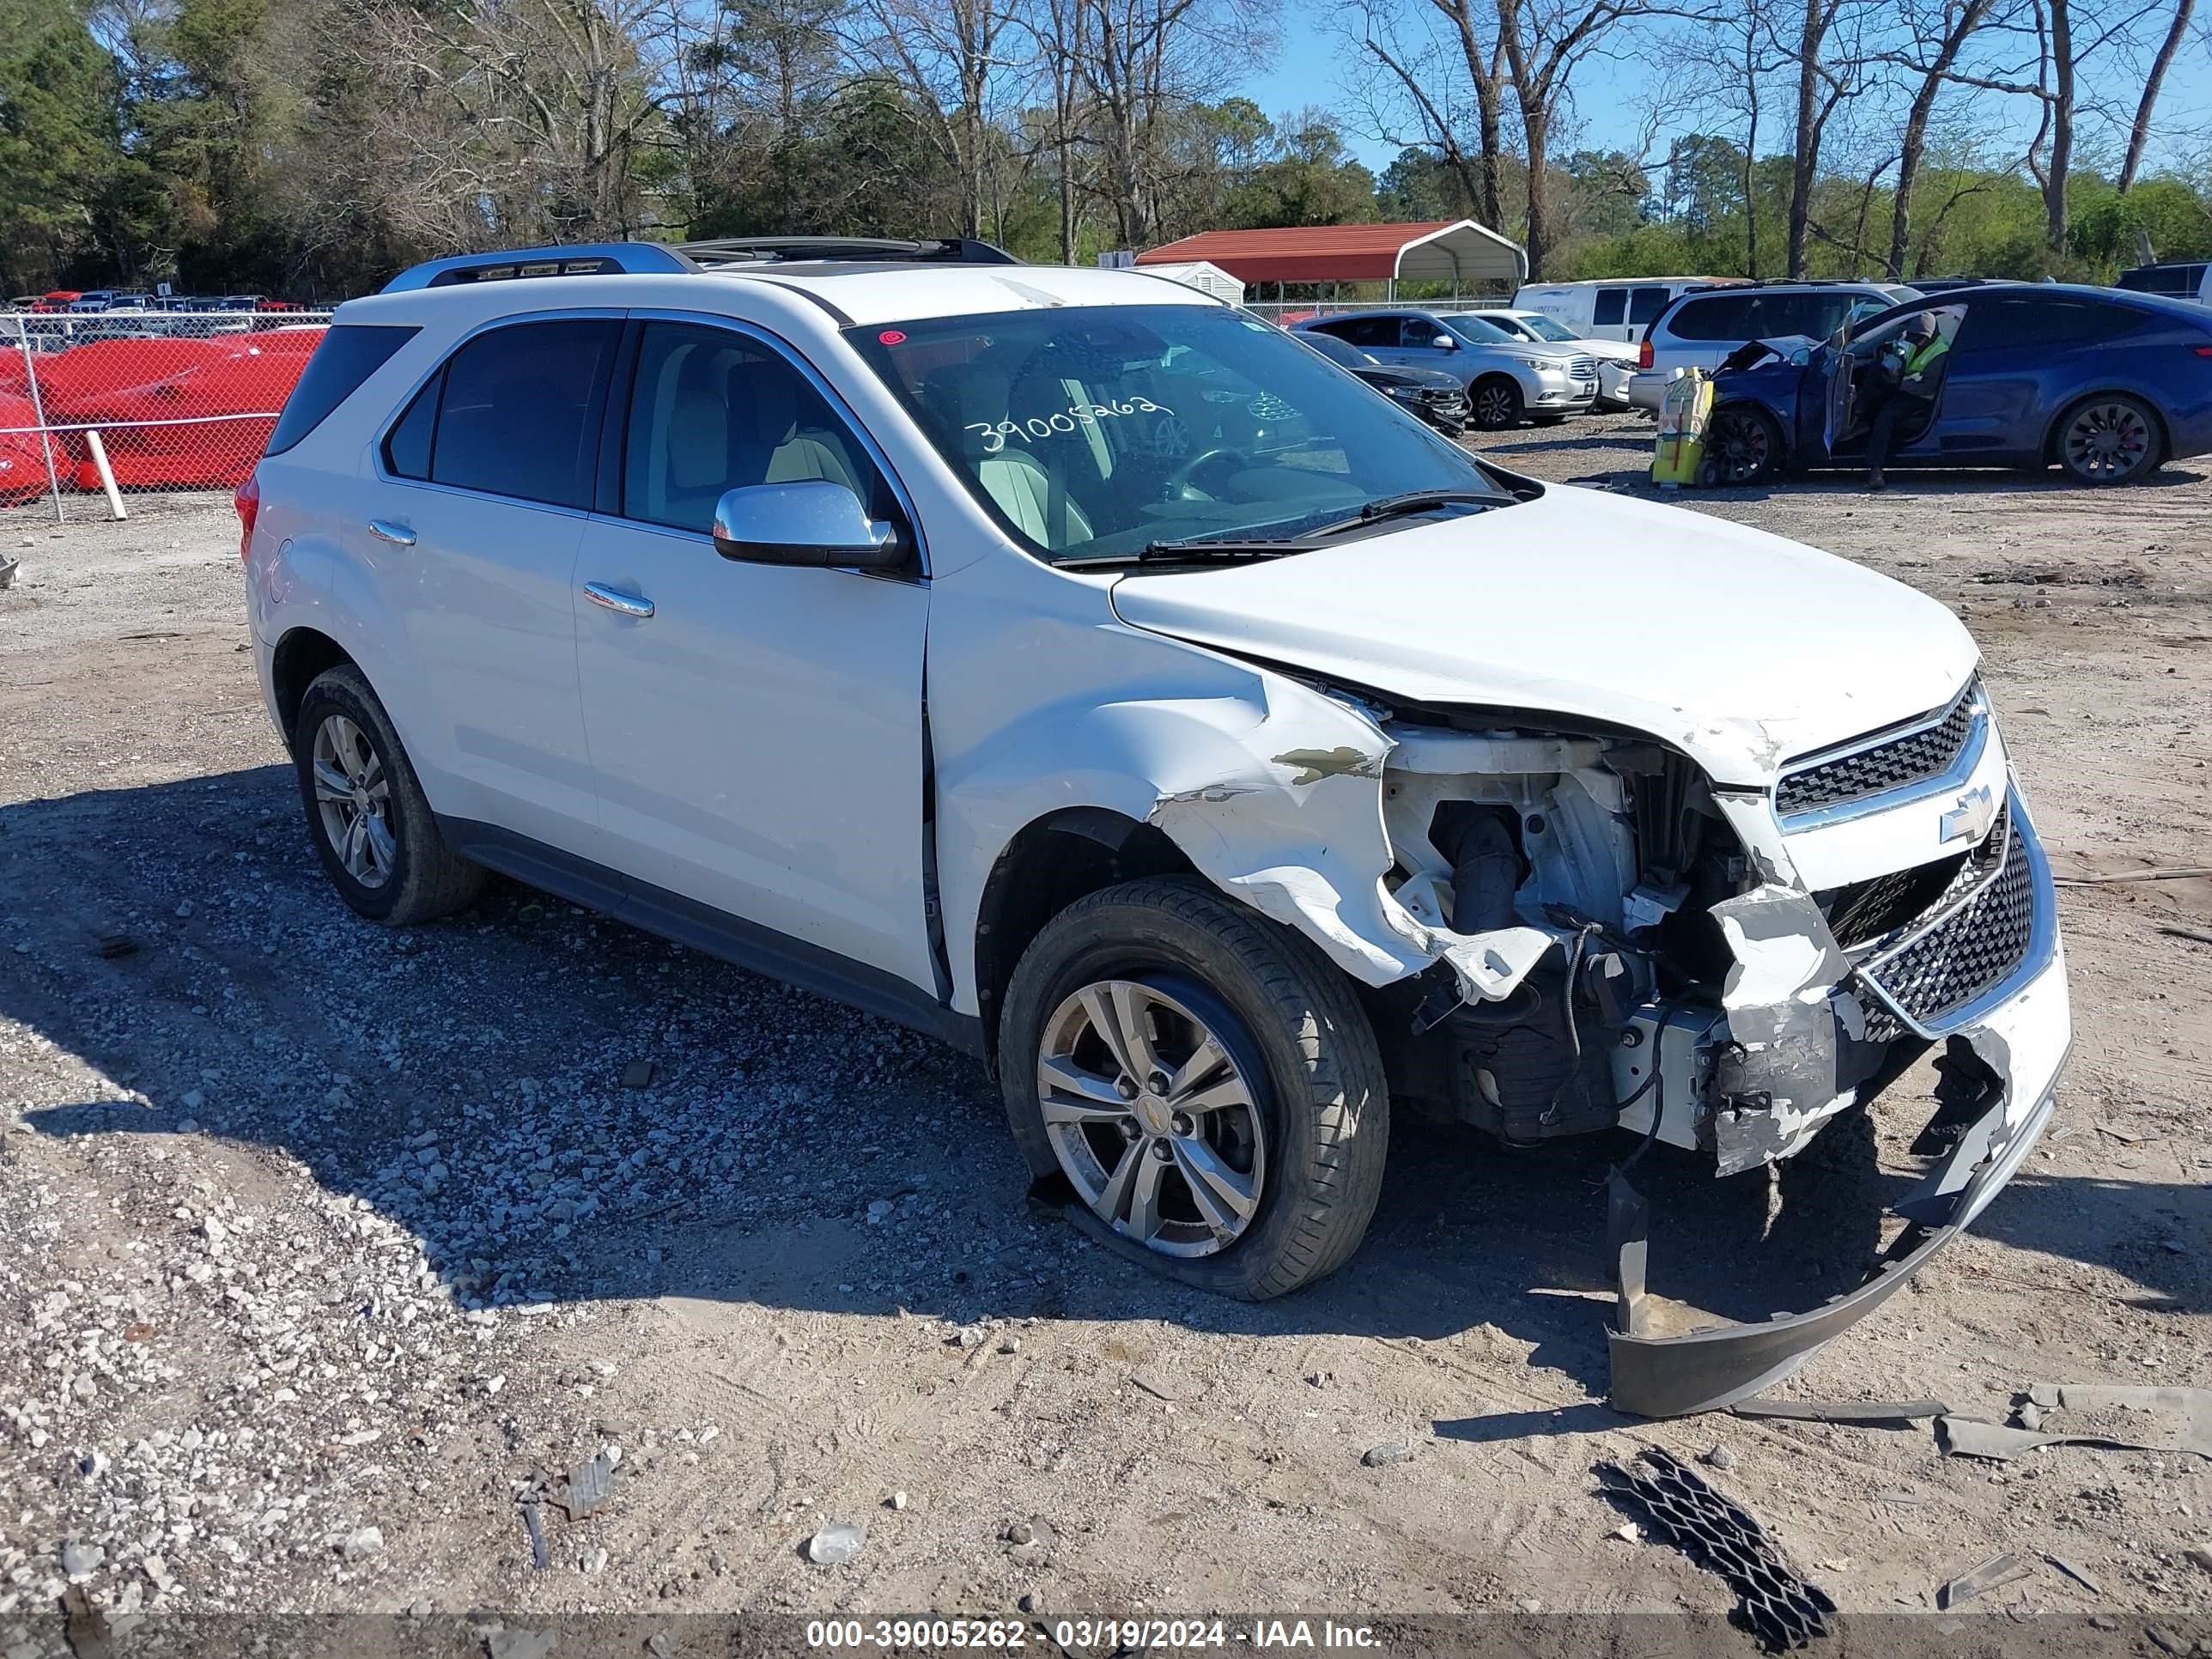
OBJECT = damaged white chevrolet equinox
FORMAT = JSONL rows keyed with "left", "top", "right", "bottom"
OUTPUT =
{"left": 243, "top": 238, "right": 2070, "bottom": 1415}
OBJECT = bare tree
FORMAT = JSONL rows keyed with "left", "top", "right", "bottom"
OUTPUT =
{"left": 2118, "top": 0, "right": 2196, "bottom": 191}
{"left": 1881, "top": 0, "right": 1997, "bottom": 277}
{"left": 853, "top": 0, "right": 1018, "bottom": 236}
{"left": 1773, "top": 0, "right": 1880, "bottom": 273}
{"left": 1343, "top": 0, "right": 1510, "bottom": 231}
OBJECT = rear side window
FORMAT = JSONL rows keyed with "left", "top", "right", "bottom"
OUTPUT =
{"left": 1628, "top": 286, "right": 1670, "bottom": 325}
{"left": 1592, "top": 289, "right": 1628, "bottom": 325}
{"left": 381, "top": 319, "right": 619, "bottom": 508}
{"left": 1959, "top": 298, "right": 2144, "bottom": 350}
{"left": 264, "top": 325, "right": 418, "bottom": 455}
{"left": 1318, "top": 316, "right": 1395, "bottom": 348}
{"left": 1666, "top": 295, "right": 1754, "bottom": 340}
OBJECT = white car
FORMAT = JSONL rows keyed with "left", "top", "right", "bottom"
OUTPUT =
{"left": 242, "top": 238, "right": 2069, "bottom": 1416}
{"left": 1468, "top": 308, "right": 1638, "bottom": 409}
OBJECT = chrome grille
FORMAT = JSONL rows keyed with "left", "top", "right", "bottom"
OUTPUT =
{"left": 1856, "top": 814, "right": 2036, "bottom": 1040}
{"left": 1568, "top": 355, "right": 1598, "bottom": 380}
{"left": 1776, "top": 683, "right": 1980, "bottom": 818}
{"left": 1822, "top": 799, "right": 2008, "bottom": 951}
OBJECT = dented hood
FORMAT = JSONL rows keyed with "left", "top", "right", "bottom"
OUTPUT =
{"left": 1108, "top": 485, "right": 1977, "bottom": 785}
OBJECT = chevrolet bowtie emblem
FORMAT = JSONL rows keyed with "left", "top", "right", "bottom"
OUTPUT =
{"left": 1939, "top": 783, "right": 1996, "bottom": 845}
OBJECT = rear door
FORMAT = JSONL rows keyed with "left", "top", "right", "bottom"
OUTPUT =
{"left": 1936, "top": 296, "right": 2147, "bottom": 459}
{"left": 367, "top": 314, "right": 619, "bottom": 860}
{"left": 1589, "top": 286, "right": 1632, "bottom": 342}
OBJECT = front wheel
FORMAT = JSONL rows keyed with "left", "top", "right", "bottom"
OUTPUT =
{"left": 2055, "top": 395, "right": 2163, "bottom": 484}
{"left": 999, "top": 878, "right": 1389, "bottom": 1299}
{"left": 1705, "top": 404, "right": 1782, "bottom": 485}
{"left": 1469, "top": 376, "right": 1526, "bottom": 430}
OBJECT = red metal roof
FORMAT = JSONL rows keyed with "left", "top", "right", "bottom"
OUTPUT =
{"left": 1135, "top": 221, "right": 1525, "bottom": 285}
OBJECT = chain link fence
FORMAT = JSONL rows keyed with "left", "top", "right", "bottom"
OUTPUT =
{"left": 3, "top": 310, "right": 334, "bottom": 523}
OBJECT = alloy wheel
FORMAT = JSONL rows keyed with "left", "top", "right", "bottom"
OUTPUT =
{"left": 1036, "top": 977, "right": 1267, "bottom": 1258}
{"left": 311, "top": 714, "right": 397, "bottom": 888}
{"left": 2062, "top": 401, "right": 2150, "bottom": 482}
{"left": 1707, "top": 409, "right": 1772, "bottom": 483}
{"left": 1473, "top": 384, "right": 1518, "bottom": 428}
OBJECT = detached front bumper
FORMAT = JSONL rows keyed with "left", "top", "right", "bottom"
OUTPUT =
{"left": 1607, "top": 935, "right": 2070, "bottom": 1418}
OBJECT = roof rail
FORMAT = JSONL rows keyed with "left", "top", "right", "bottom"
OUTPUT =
{"left": 676, "top": 236, "right": 1020, "bottom": 267}
{"left": 380, "top": 243, "right": 696, "bottom": 293}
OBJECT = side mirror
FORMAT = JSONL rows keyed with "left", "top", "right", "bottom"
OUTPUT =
{"left": 1788, "top": 346, "right": 1813, "bottom": 367}
{"left": 1430, "top": 332, "right": 1456, "bottom": 349}
{"left": 710, "top": 481, "right": 902, "bottom": 569}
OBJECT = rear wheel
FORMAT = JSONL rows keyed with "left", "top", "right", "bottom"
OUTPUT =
{"left": 2055, "top": 395, "right": 2163, "bottom": 484}
{"left": 295, "top": 665, "right": 484, "bottom": 925}
{"left": 1000, "top": 878, "right": 1389, "bottom": 1299}
{"left": 1469, "top": 376, "right": 1525, "bottom": 430}
{"left": 1705, "top": 404, "right": 1782, "bottom": 485}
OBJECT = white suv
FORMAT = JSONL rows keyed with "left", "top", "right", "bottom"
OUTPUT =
{"left": 242, "top": 238, "right": 2069, "bottom": 1415}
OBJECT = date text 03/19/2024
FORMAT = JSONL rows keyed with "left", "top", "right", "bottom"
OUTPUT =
{"left": 803, "top": 1619, "right": 1382, "bottom": 1650}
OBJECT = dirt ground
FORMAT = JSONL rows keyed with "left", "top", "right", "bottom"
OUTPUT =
{"left": 3, "top": 419, "right": 2209, "bottom": 1653}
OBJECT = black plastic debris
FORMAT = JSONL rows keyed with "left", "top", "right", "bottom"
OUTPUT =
{"left": 520, "top": 1498, "right": 549, "bottom": 1571}
{"left": 1596, "top": 1447, "right": 1836, "bottom": 1650}
{"left": 95, "top": 934, "right": 137, "bottom": 959}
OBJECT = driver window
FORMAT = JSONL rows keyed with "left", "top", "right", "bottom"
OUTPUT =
{"left": 1399, "top": 318, "right": 1448, "bottom": 349}
{"left": 622, "top": 322, "right": 876, "bottom": 535}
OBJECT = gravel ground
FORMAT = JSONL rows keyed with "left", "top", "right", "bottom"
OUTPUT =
{"left": 2, "top": 425, "right": 2209, "bottom": 1653}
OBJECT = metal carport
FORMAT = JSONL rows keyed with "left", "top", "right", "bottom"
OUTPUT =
{"left": 1134, "top": 221, "right": 1528, "bottom": 296}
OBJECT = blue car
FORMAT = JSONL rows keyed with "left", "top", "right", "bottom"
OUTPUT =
{"left": 1698, "top": 283, "right": 2212, "bottom": 486}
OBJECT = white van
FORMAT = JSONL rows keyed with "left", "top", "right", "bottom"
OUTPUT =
{"left": 1513, "top": 277, "right": 1745, "bottom": 344}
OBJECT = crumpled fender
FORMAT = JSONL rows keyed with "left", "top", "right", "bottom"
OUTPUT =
{"left": 935, "top": 652, "right": 1559, "bottom": 1017}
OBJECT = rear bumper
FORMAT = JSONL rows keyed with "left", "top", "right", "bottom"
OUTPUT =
{"left": 1608, "top": 943, "right": 2070, "bottom": 1417}
{"left": 1627, "top": 371, "right": 1668, "bottom": 412}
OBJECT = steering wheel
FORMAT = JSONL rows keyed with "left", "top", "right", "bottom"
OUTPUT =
{"left": 1165, "top": 446, "right": 1252, "bottom": 500}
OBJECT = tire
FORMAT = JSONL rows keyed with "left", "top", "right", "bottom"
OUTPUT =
{"left": 999, "top": 876, "right": 1389, "bottom": 1300}
{"left": 294, "top": 663, "right": 484, "bottom": 925}
{"left": 1469, "top": 376, "right": 1526, "bottom": 430}
{"left": 1705, "top": 404, "right": 1782, "bottom": 485}
{"left": 2053, "top": 393, "right": 2164, "bottom": 485}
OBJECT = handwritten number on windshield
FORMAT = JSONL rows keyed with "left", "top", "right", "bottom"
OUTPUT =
{"left": 965, "top": 397, "right": 1167, "bottom": 454}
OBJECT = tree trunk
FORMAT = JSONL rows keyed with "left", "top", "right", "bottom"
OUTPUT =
{"left": 1742, "top": 24, "right": 1760, "bottom": 276}
{"left": 2120, "top": 0, "right": 2194, "bottom": 192}
{"left": 1887, "top": 0, "right": 1991, "bottom": 279}
{"left": 1785, "top": 0, "right": 1827, "bottom": 276}
{"left": 2044, "top": 0, "right": 2072, "bottom": 249}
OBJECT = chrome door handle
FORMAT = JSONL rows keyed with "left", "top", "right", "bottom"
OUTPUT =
{"left": 367, "top": 520, "right": 416, "bottom": 546}
{"left": 583, "top": 581, "right": 654, "bottom": 619}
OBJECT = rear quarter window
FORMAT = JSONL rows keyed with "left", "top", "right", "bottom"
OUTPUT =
{"left": 263, "top": 324, "right": 419, "bottom": 456}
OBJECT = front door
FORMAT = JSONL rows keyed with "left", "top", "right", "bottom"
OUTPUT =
{"left": 572, "top": 319, "right": 938, "bottom": 998}
{"left": 367, "top": 315, "right": 621, "bottom": 860}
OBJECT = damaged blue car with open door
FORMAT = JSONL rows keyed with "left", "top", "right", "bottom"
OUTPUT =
{"left": 1698, "top": 283, "right": 2212, "bottom": 487}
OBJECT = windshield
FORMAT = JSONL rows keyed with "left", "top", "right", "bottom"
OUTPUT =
{"left": 1443, "top": 315, "right": 1516, "bottom": 345}
{"left": 851, "top": 305, "right": 1505, "bottom": 562}
{"left": 1514, "top": 314, "right": 1579, "bottom": 342}
{"left": 1301, "top": 331, "right": 1370, "bottom": 368}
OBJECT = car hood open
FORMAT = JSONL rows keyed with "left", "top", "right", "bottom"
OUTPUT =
{"left": 1107, "top": 484, "right": 1978, "bottom": 786}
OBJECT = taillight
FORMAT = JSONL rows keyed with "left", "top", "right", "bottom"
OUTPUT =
{"left": 234, "top": 472, "right": 260, "bottom": 562}
{"left": 1638, "top": 336, "right": 1655, "bottom": 369}
{"left": 2196, "top": 343, "right": 2212, "bottom": 357}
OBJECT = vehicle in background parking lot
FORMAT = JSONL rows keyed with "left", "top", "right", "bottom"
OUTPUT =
{"left": 1697, "top": 283, "right": 2211, "bottom": 486}
{"left": 1291, "top": 310, "right": 1597, "bottom": 428}
{"left": 1468, "top": 308, "right": 1638, "bottom": 409}
{"left": 1512, "top": 277, "right": 1744, "bottom": 345}
{"left": 2118, "top": 261, "right": 2212, "bottom": 307}
{"left": 1626, "top": 280, "right": 1923, "bottom": 410}
{"left": 1296, "top": 327, "right": 1471, "bottom": 434}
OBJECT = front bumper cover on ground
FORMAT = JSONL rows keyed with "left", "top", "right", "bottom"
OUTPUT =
{"left": 1607, "top": 1050, "right": 2061, "bottom": 1418}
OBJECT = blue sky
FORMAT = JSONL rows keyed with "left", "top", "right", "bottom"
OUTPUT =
{"left": 1243, "top": 1, "right": 2212, "bottom": 180}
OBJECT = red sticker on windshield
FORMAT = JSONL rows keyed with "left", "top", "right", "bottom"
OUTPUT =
{"left": 878, "top": 330, "right": 907, "bottom": 344}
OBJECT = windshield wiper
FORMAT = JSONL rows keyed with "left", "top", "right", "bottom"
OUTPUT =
{"left": 1303, "top": 488, "right": 1506, "bottom": 538}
